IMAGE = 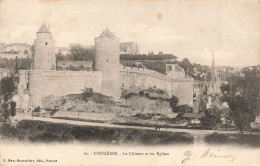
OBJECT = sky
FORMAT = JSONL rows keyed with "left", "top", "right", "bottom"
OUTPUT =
{"left": 0, "top": 0, "right": 259, "bottom": 67}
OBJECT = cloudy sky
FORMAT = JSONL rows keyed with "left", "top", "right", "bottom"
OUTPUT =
{"left": 0, "top": 0, "right": 259, "bottom": 66}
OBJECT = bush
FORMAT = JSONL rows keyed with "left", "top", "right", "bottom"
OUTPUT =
{"left": 4, "top": 120, "right": 194, "bottom": 144}
{"left": 33, "top": 106, "right": 41, "bottom": 112}
{"left": 0, "top": 123, "right": 16, "bottom": 139}
{"left": 205, "top": 132, "right": 228, "bottom": 144}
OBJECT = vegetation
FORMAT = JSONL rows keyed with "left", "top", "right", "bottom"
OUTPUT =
{"left": 33, "top": 106, "right": 41, "bottom": 112}
{"left": 82, "top": 88, "right": 114, "bottom": 105}
{"left": 2, "top": 49, "right": 19, "bottom": 54}
{"left": 121, "top": 57, "right": 213, "bottom": 81}
{"left": 0, "top": 77, "right": 17, "bottom": 124}
{"left": 201, "top": 108, "right": 222, "bottom": 129}
{"left": 169, "top": 95, "right": 179, "bottom": 112}
{"left": 0, "top": 58, "right": 32, "bottom": 74}
{"left": 120, "top": 54, "right": 177, "bottom": 61}
{"left": 220, "top": 66, "right": 259, "bottom": 139}
{"left": 0, "top": 120, "right": 194, "bottom": 144}
{"left": 56, "top": 46, "right": 95, "bottom": 61}
{"left": 205, "top": 132, "right": 228, "bottom": 144}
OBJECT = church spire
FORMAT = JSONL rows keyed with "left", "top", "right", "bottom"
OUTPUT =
{"left": 211, "top": 49, "right": 217, "bottom": 82}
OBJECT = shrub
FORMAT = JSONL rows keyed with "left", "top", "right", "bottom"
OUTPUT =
{"left": 0, "top": 123, "right": 16, "bottom": 139}
{"left": 33, "top": 106, "right": 41, "bottom": 112}
{"left": 205, "top": 132, "right": 228, "bottom": 144}
{"left": 5, "top": 120, "right": 194, "bottom": 145}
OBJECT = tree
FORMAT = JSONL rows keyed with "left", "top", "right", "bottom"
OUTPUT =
{"left": 0, "top": 77, "right": 17, "bottom": 123}
{"left": 10, "top": 101, "right": 16, "bottom": 117}
{"left": 201, "top": 108, "right": 221, "bottom": 129}
{"left": 33, "top": 106, "right": 41, "bottom": 112}
{"left": 221, "top": 66, "right": 259, "bottom": 139}
{"left": 168, "top": 95, "right": 179, "bottom": 112}
{"left": 1, "top": 102, "right": 10, "bottom": 123}
{"left": 30, "top": 45, "right": 35, "bottom": 57}
{"left": 82, "top": 88, "right": 94, "bottom": 101}
{"left": 0, "top": 77, "right": 16, "bottom": 102}
{"left": 69, "top": 46, "right": 95, "bottom": 61}
{"left": 15, "top": 56, "right": 19, "bottom": 74}
{"left": 178, "top": 58, "right": 192, "bottom": 74}
{"left": 121, "top": 92, "right": 137, "bottom": 106}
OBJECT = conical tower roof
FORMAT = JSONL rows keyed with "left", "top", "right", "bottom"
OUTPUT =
{"left": 99, "top": 28, "right": 115, "bottom": 38}
{"left": 37, "top": 23, "right": 50, "bottom": 33}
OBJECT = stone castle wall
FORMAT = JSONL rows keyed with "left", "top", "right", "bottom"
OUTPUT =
{"left": 27, "top": 70, "right": 103, "bottom": 107}
{"left": 16, "top": 26, "right": 194, "bottom": 110}
{"left": 120, "top": 66, "right": 193, "bottom": 106}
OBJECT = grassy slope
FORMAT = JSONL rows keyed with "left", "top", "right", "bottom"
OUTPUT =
{"left": 0, "top": 120, "right": 194, "bottom": 145}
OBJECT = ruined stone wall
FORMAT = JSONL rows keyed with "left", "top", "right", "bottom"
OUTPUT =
{"left": 28, "top": 70, "right": 103, "bottom": 107}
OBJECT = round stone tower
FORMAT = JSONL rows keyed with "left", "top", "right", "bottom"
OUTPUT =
{"left": 33, "top": 24, "right": 56, "bottom": 70}
{"left": 95, "top": 28, "right": 120, "bottom": 75}
{"left": 95, "top": 28, "right": 121, "bottom": 100}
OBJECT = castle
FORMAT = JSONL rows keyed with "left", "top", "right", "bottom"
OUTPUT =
{"left": 15, "top": 24, "right": 194, "bottom": 111}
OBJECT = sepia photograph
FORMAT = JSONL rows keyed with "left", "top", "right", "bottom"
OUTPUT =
{"left": 0, "top": 0, "right": 259, "bottom": 165}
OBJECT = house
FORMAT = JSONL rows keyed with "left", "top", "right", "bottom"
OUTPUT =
{"left": 182, "top": 113, "right": 204, "bottom": 119}
{"left": 182, "top": 113, "right": 204, "bottom": 125}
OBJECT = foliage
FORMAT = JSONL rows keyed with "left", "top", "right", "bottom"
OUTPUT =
{"left": 201, "top": 108, "right": 221, "bottom": 129}
{"left": 2, "top": 49, "right": 19, "bottom": 54}
{"left": 56, "top": 46, "right": 95, "bottom": 61}
{"left": 205, "top": 132, "right": 228, "bottom": 144}
{"left": 33, "top": 106, "right": 41, "bottom": 112}
{"left": 220, "top": 66, "right": 259, "bottom": 137}
{"left": 178, "top": 58, "right": 192, "bottom": 73}
{"left": 10, "top": 101, "right": 16, "bottom": 117}
{"left": 15, "top": 56, "right": 19, "bottom": 74}
{"left": 81, "top": 88, "right": 114, "bottom": 105}
{"left": 120, "top": 54, "right": 177, "bottom": 61}
{"left": 121, "top": 91, "right": 138, "bottom": 105}
{"left": 0, "top": 77, "right": 16, "bottom": 101}
{"left": 121, "top": 57, "right": 214, "bottom": 80}
{"left": 168, "top": 95, "right": 179, "bottom": 112}
{"left": 0, "top": 102, "right": 10, "bottom": 123}
{"left": 82, "top": 88, "right": 94, "bottom": 101}
{"left": 0, "top": 123, "right": 16, "bottom": 139}
{"left": 176, "top": 104, "right": 192, "bottom": 113}
{"left": 3, "top": 120, "right": 193, "bottom": 144}
{"left": 0, "top": 58, "right": 32, "bottom": 74}
{"left": 0, "top": 77, "right": 17, "bottom": 123}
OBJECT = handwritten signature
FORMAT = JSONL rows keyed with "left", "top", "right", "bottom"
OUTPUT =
{"left": 182, "top": 149, "right": 235, "bottom": 163}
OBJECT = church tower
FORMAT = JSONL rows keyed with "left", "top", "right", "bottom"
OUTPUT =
{"left": 95, "top": 28, "right": 121, "bottom": 100}
{"left": 33, "top": 24, "right": 56, "bottom": 70}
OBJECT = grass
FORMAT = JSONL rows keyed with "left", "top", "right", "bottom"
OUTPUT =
{"left": 0, "top": 120, "right": 194, "bottom": 145}
{"left": 204, "top": 132, "right": 260, "bottom": 147}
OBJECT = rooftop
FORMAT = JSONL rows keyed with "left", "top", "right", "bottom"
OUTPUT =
{"left": 37, "top": 23, "right": 50, "bottom": 33}
{"left": 99, "top": 28, "right": 115, "bottom": 38}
